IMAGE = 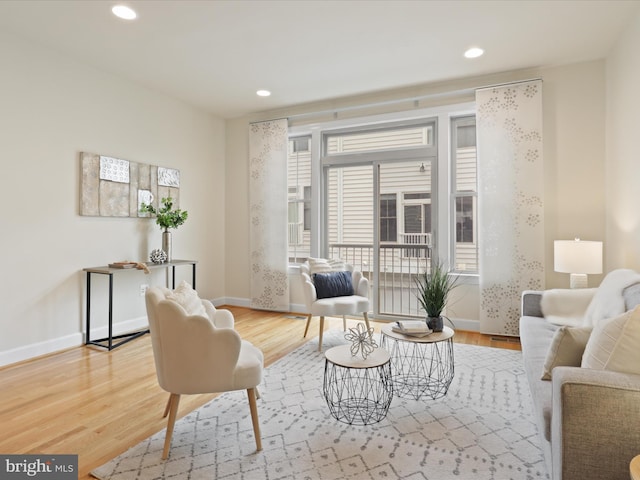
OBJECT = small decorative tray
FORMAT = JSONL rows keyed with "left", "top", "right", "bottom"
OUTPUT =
{"left": 108, "top": 262, "right": 138, "bottom": 269}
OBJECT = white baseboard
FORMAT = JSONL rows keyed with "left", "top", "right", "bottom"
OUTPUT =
{"left": 0, "top": 332, "right": 82, "bottom": 368}
{"left": 86, "top": 315, "right": 149, "bottom": 343}
{"left": 211, "top": 297, "right": 250, "bottom": 308}
{"left": 218, "top": 297, "right": 480, "bottom": 332}
{"left": 448, "top": 318, "right": 480, "bottom": 332}
{"left": 0, "top": 316, "right": 150, "bottom": 368}
{"left": 0, "top": 303, "right": 480, "bottom": 368}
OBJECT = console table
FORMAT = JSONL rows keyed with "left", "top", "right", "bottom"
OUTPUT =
{"left": 83, "top": 259, "right": 197, "bottom": 350}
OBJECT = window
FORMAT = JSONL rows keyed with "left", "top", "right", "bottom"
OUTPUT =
{"left": 287, "top": 136, "right": 311, "bottom": 262}
{"left": 380, "top": 194, "right": 397, "bottom": 242}
{"left": 288, "top": 103, "right": 476, "bottom": 318}
{"left": 451, "top": 116, "right": 478, "bottom": 273}
{"left": 303, "top": 186, "right": 311, "bottom": 231}
{"left": 456, "top": 196, "right": 473, "bottom": 242}
{"left": 402, "top": 193, "right": 431, "bottom": 258}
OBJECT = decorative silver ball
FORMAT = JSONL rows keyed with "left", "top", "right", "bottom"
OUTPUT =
{"left": 150, "top": 249, "right": 167, "bottom": 264}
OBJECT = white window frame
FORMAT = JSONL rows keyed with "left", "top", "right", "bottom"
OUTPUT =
{"left": 288, "top": 103, "right": 477, "bottom": 285}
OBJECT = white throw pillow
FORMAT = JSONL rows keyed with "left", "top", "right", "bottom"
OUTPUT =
{"left": 308, "top": 257, "right": 346, "bottom": 274}
{"left": 582, "top": 269, "right": 640, "bottom": 327}
{"left": 540, "top": 288, "right": 596, "bottom": 327}
{"left": 581, "top": 305, "right": 640, "bottom": 374}
{"left": 541, "top": 326, "right": 592, "bottom": 380}
{"left": 167, "top": 280, "right": 207, "bottom": 317}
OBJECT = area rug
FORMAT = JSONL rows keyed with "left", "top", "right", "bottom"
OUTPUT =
{"left": 92, "top": 330, "right": 549, "bottom": 480}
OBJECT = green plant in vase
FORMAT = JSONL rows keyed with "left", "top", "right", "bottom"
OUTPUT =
{"left": 414, "top": 259, "right": 459, "bottom": 332}
{"left": 140, "top": 196, "right": 188, "bottom": 262}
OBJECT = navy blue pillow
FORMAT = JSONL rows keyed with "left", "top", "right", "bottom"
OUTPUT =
{"left": 313, "top": 271, "right": 354, "bottom": 299}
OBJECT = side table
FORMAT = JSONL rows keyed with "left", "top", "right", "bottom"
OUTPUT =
{"left": 380, "top": 324, "right": 455, "bottom": 400}
{"left": 631, "top": 454, "right": 640, "bottom": 480}
{"left": 323, "top": 345, "right": 393, "bottom": 425}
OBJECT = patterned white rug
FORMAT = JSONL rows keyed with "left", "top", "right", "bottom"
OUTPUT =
{"left": 92, "top": 330, "right": 549, "bottom": 480}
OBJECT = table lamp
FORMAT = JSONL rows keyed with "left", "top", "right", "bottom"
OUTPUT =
{"left": 554, "top": 238, "right": 603, "bottom": 288}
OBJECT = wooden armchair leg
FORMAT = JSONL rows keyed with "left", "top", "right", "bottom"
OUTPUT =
{"left": 318, "top": 316, "right": 325, "bottom": 351}
{"left": 363, "top": 312, "right": 372, "bottom": 336}
{"left": 343, "top": 315, "right": 347, "bottom": 331}
{"left": 162, "top": 394, "right": 172, "bottom": 418}
{"left": 247, "top": 388, "right": 262, "bottom": 451}
{"left": 162, "top": 393, "right": 181, "bottom": 460}
{"left": 303, "top": 314, "right": 312, "bottom": 338}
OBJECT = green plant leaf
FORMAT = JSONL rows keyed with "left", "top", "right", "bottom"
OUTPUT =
{"left": 139, "top": 196, "right": 188, "bottom": 231}
{"left": 414, "top": 258, "right": 459, "bottom": 317}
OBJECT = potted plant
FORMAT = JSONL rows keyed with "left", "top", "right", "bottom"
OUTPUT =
{"left": 414, "top": 259, "right": 459, "bottom": 332}
{"left": 140, "top": 196, "right": 188, "bottom": 262}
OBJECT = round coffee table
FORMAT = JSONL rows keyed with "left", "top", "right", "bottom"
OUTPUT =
{"left": 380, "top": 324, "right": 455, "bottom": 400}
{"left": 323, "top": 345, "right": 393, "bottom": 425}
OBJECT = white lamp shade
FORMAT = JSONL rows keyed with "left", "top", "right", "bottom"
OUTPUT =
{"left": 554, "top": 240, "right": 603, "bottom": 274}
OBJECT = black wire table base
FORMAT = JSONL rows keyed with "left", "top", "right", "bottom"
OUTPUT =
{"left": 381, "top": 332, "right": 455, "bottom": 400}
{"left": 323, "top": 350, "right": 393, "bottom": 425}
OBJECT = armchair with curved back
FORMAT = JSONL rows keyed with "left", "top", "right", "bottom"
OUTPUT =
{"left": 145, "top": 284, "right": 263, "bottom": 459}
{"left": 300, "top": 258, "right": 371, "bottom": 351}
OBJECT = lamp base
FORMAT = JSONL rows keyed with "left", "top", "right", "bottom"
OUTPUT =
{"left": 569, "top": 273, "right": 588, "bottom": 289}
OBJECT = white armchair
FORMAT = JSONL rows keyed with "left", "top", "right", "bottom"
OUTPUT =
{"left": 300, "top": 260, "right": 371, "bottom": 351}
{"left": 145, "top": 284, "right": 263, "bottom": 459}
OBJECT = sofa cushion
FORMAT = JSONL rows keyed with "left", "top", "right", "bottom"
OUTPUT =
{"left": 582, "top": 305, "right": 640, "bottom": 374}
{"left": 519, "top": 315, "right": 558, "bottom": 442}
{"left": 167, "top": 280, "right": 206, "bottom": 317}
{"left": 541, "top": 326, "right": 592, "bottom": 380}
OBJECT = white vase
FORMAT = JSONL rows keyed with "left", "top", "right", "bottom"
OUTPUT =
{"left": 162, "top": 230, "right": 172, "bottom": 262}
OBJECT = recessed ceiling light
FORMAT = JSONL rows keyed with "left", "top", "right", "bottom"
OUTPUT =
{"left": 112, "top": 5, "right": 137, "bottom": 20}
{"left": 464, "top": 47, "right": 484, "bottom": 59}
{"left": 256, "top": 90, "right": 272, "bottom": 97}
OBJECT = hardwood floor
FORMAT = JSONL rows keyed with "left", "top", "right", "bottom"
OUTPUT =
{"left": 0, "top": 307, "right": 520, "bottom": 479}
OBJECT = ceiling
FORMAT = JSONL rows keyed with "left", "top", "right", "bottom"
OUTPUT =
{"left": 0, "top": 0, "right": 638, "bottom": 119}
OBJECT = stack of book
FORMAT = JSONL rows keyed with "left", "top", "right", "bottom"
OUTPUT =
{"left": 391, "top": 320, "right": 432, "bottom": 338}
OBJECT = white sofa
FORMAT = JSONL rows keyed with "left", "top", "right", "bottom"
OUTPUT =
{"left": 519, "top": 269, "right": 640, "bottom": 480}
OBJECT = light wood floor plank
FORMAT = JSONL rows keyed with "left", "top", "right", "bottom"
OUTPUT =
{"left": 0, "top": 307, "right": 520, "bottom": 479}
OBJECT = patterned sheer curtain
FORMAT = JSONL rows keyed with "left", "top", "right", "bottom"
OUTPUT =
{"left": 249, "top": 119, "right": 290, "bottom": 311}
{"left": 476, "top": 80, "right": 544, "bottom": 335}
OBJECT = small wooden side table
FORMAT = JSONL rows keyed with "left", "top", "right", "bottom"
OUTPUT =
{"left": 631, "top": 454, "right": 640, "bottom": 480}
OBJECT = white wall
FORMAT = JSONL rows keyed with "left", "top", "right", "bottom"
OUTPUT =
{"left": 0, "top": 31, "right": 226, "bottom": 366}
{"left": 606, "top": 10, "right": 640, "bottom": 270}
{"left": 542, "top": 61, "right": 606, "bottom": 288}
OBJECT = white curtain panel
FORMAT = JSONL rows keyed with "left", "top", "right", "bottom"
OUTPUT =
{"left": 249, "top": 119, "right": 290, "bottom": 311}
{"left": 476, "top": 80, "right": 544, "bottom": 335}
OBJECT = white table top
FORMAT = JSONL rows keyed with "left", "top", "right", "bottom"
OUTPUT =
{"left": 325, "top": 344, "right": 390, "bottom": 369}
{"left": 381, "top": 324, "right": 455, "bottom": 343}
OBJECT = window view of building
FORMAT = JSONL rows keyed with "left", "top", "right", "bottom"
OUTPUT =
{"left": 287, "top": 113, "right": 477, "bottom": 318}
